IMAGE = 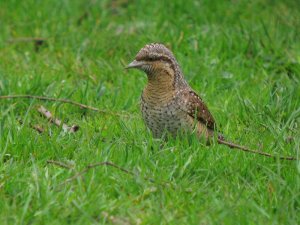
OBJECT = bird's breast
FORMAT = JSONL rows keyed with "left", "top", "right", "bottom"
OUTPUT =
{"left": 140, "top": 93, "right": 190, "bottom": 138}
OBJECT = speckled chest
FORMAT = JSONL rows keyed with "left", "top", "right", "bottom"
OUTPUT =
{"left": 140, "top": 95, "right": 189, "bottom": 138}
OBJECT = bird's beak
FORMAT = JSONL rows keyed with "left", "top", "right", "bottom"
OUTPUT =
{"left": 125, "top": 60, "right": 144, "bottom": 69}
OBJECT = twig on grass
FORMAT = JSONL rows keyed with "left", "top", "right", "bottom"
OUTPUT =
{"left": 61, "top": 161, "right": 135, "bottom": 186}
{"left": 47, "top": 160, "right": 155, "bottom": 187}
{"left": 47, "top": 160, "right": 74, "bottom": 169}
{"left": 217, "top": 139, "right": 297, "bottom": 161}
{"left": 37, "top": 105, "right": 79, "bottom": 133}
{"left": 18, "top": 119, "right": 44, "bottom": 134}
{"left": 30, "top": 124, "right": 45, "bottom": 134}
{"left": 0, "top": 95, "right": 132, "bottom": 117}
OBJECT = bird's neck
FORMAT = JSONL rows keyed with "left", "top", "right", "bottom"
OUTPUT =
{"left": 143, "top": 70, "right": 176, "bottom": 105}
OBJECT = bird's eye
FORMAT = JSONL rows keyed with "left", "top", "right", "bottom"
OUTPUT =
{"left": 147, "top": 56, "right": 156, "bottom": 61}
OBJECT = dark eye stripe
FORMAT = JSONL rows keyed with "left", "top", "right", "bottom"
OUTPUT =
{"left": 146, "top": 57, "right": 156, "bottom": 61}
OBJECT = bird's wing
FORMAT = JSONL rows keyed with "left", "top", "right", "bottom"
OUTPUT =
{"left": 179, "top": 90, "right": 216, "bottom": 130}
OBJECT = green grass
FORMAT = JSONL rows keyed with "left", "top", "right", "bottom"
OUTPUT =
{"left": 0, "top": 0, "right": 300, "bottom": 224}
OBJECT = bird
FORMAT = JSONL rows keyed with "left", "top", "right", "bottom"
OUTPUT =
{"left": 125, "top": 43, "right": 296, "bottom": 161}
{"left": 126, "top": 43, "right": 217, "bottom": 141}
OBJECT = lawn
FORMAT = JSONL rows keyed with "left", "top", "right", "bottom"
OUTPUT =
{"left": 0, "top": 0, "right": 300, "bottom": 224}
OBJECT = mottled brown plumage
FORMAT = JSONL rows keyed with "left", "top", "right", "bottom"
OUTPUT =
{"left": 126, "top": 43, "right": 216, "bottom": 140}
{"left": 125, "top": 43, "right": 297, "bottom": 161}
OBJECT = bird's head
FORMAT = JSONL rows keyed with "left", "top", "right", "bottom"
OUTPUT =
{"left": 126, "top": 43, "right": 182, "bottom": 80}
